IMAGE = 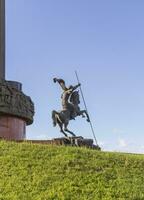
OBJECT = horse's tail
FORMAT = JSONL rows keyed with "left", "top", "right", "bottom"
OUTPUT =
{"left": 52, "top": 110, "right": 62, "bottom": 126}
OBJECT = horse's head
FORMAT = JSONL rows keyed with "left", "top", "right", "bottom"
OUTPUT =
{"left": 70, "top": 91, "right": 80, "bottom": 105}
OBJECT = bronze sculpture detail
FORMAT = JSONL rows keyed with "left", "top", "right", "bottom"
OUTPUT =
{"left": 52, "top": 78, "right": 90, "bottom": 137}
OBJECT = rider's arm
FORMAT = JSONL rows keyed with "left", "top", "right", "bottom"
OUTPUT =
{"left": 53, "top": 78, "right": 67, "bottom": 91}
{"left": 72, "top": 83, "right": 81, "bottom": 91}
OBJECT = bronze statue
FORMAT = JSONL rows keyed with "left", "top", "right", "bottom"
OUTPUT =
{"left": 52, "top": 78, "right": 90, "bottom": 137}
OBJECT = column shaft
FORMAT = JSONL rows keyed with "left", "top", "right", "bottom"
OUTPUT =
{"left": 0, "top": 0, "right": 5, "bottom": 79}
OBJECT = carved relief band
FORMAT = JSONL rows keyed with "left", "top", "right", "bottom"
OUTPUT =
{"left": 0, "top": 79, "right": 34, "bottom": 140}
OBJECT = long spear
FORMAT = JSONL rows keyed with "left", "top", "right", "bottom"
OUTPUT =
{"left": 75, "top": 71, "right": 98, "bottom": 145}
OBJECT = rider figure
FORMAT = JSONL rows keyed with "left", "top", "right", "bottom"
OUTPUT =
{"left": 53, "top": 78, "right": 81, "bottom": 120}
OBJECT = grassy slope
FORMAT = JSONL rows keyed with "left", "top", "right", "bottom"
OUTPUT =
{"left": 0, "top": 141, "right": 144, "bottom": 200}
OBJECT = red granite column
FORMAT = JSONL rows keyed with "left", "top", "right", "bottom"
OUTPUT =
{"left": 0, "top": 80, "right": 34, "bottom": 140}
{"left": 0, "top": 116, "right": 26, "bottom": 140}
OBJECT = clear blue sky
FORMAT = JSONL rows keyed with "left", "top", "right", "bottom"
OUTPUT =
{"left": 6, "top": 0, "right": 144, "bottom": 153}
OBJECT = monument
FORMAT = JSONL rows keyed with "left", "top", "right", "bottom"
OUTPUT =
{"left": 52, "top": 78, "right": 90, "bottom": 137}
{"left": 51, "top": 77, "right": 100, "bottom": 149}
{"left": 0, "top": 0, "right": 34, "bottom": 140}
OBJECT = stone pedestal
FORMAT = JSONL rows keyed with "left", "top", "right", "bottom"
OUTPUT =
{"left": 53, "top": 137, "right": 101, "bottom": 150}
{"left": 0, "top": 79, "right": 34, "bottom": 140}
{"left": 16, "top": 138, "right": 101, "bottom": 150}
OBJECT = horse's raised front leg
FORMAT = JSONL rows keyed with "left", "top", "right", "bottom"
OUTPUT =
{"left": 79, "top": 110, "right": 90, "bottom": 122}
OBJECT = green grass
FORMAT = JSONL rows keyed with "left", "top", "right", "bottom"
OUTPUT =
{"left": 0, "top": 141, "right": 144, "bottom": 200}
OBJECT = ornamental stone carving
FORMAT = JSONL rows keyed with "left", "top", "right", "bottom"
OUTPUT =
{"left": 0, "top": 79, "right": 34, "bottom": 125}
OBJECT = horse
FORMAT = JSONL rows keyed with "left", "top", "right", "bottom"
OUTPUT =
{"left": 52, "top": 90, "right": 90, "bottom": 137}
{"left": 69, "top": 91, "right": 90, "bottom": 122}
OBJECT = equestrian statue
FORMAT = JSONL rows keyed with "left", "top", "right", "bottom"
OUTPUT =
{"left": 52, "top": 78, "right": 90, "bottom": 137}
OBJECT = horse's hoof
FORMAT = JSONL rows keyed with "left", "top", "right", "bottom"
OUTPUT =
{"left": 78, "top": 136, "right": 83, "bottom": 139}
{"left": 65, "top": 137, "right": 70, "bottom": 141}
{"left": 71, "top": 117, "right": 75, "bottom": 120}
{"left": 87, "top": 119, "right": 90, "bottom": 122}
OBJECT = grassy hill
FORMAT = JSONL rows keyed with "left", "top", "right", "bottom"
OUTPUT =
{"left": 0, "top": 140, "right": 144, "bottom": 200}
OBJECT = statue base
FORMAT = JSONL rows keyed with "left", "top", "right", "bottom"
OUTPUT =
{"left": 17, "top": 137, "right": 101, "bottom": 150}
{"left": 53, "top": 137, "right": 101, "bottom": 150}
